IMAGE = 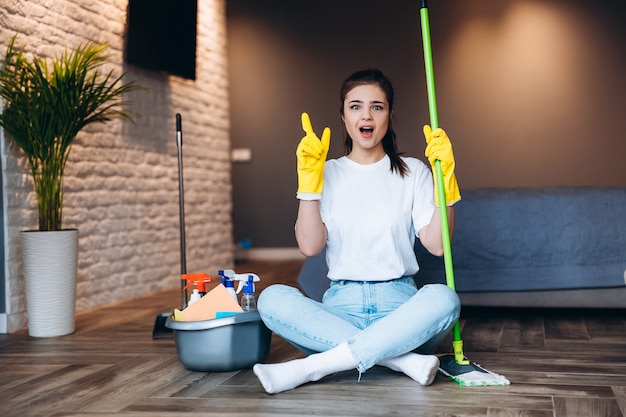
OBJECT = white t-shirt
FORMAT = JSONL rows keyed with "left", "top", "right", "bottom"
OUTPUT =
{"left": 320, "top": 155, "right": 435, "bottom": 281}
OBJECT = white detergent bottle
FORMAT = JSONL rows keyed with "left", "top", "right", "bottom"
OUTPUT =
{"left": 188, "top": 289, "right": 202, "bottom": 305}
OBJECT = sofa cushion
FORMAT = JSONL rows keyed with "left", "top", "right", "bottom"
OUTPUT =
{"left": 414, "top": 187, "right": 626, "bottom": 292}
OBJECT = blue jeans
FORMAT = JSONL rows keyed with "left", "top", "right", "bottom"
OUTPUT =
{"left": 257, "top": 278, "right": 461, "bottom": 373}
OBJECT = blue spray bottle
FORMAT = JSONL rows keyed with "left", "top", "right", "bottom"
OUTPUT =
{"left": 234, "top": 273, "right": 260, "bottom": 312}
{"left": 218, "top": 269, "right": 238, "bottom": 303}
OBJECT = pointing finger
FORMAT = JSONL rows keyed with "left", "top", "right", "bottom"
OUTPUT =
{"left": 301, "top": 112, "right": 314, "bottom": 135}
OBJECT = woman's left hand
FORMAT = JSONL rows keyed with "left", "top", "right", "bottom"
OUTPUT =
{"left": 423, "top": 125, "right": 461, "bottom": 206}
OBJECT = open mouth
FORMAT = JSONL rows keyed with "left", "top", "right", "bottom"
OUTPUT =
{"left": 359, "top": 127, "right": 374, "bottom": 134}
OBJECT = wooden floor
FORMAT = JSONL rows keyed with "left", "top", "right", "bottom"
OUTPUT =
{"left": 1, "top": 259, "right": 625, "bottom": 417}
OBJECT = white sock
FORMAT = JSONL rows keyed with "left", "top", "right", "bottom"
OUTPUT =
{"left": 378, "top": 353, "right": 440, "bottom": 386}
{"left": 253, "top": 342, "right": 356, "bottom": 394}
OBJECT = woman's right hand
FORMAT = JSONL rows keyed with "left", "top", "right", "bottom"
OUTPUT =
{"left": 296, "top": 112, "right": 330, "bottom": 200}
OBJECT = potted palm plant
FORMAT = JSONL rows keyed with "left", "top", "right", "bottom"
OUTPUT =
{"left": 0, "top": 35, "right": 143, "bottom": 337}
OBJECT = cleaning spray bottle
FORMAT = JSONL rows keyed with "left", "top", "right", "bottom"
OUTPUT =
{"left": 234, "top": 273, "right": 260, "bottom": 312}
{"left": 218, "top": 269, "right": 238, "bottom": 303}
{"left": 181, "top": 273, "right": 212, "bottom": 306}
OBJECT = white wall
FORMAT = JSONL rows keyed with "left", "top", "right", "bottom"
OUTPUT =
{"left": 1, "top": 0, "right": 233, "bottom": 332}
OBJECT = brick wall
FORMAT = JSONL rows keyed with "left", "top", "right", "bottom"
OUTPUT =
{"left": 1, "top": 0, "right": 233, "bottom": 332}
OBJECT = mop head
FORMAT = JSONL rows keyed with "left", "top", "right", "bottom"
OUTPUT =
{"left": 438, "top": 354, "right": 510, "bottom": 387}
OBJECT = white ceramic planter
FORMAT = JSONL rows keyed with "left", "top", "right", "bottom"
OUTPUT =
{"left": 20, "top": 229, "right": 78, "bottom": 338}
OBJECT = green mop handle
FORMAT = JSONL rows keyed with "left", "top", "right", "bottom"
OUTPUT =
{"left": 419, "top": 0, "right": 468, "bottom": 365}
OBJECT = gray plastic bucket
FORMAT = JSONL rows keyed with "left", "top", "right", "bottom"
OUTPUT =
{"left": 165, "top": 311, "right": 271, "bottom": 372}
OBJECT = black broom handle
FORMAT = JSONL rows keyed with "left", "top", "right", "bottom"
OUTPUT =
{"left": 176, "top": 113, "right": 188, "bottom": 308}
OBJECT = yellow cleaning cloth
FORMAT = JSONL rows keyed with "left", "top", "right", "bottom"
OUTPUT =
{"left": 173, "top": 309, "right": 186, "bottom": 321}
{"left": 177, "top": 284, "right": 243, "bottom": 321}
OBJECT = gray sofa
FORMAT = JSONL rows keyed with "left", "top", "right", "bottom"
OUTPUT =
{"left": 298, "top": 187, "right": 626, "bottom": 308}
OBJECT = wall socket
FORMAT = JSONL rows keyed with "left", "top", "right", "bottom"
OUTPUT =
{"left": 231, "top": 148, "right": 252, "bottom": 163}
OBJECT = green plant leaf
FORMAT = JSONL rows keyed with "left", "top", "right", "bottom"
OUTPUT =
{"left": 0, "top": 35, "right": 145, "bottom": 231}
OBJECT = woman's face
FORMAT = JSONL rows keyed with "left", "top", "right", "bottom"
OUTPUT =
{"left": 342, "top": 83, "right": 390, "bottom": 160}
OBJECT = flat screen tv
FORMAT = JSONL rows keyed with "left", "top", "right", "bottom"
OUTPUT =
{"left": 125, "top": 0, "right": 197, "bottom": 80}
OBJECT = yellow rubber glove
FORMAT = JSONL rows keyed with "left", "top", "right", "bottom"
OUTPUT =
{"left": 296, "top": 112, "right": 331, "bottom": 200}
{"left": 424, "top": 125, "right": 461, "bottom": 206}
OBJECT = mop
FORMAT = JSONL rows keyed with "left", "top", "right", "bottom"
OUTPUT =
{"left": 419, "top": 0, "right": 510, "bottom": 386}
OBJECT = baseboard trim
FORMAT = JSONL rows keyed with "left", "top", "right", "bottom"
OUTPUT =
{"left": 460, "top": 286, "right": 626, "bottom": 308}
{"left": 244, "top": 247, "right": 305, "bottom": 261}
{"left": 0, "top": 313, "right": 7, "bottom": 334}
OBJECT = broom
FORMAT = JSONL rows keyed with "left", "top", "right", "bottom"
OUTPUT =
{"left": 419, "top": 0, "right": 510, "bottom": 386}
{"left": 152, "top": 113, "right": 189, "bottom": 338}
